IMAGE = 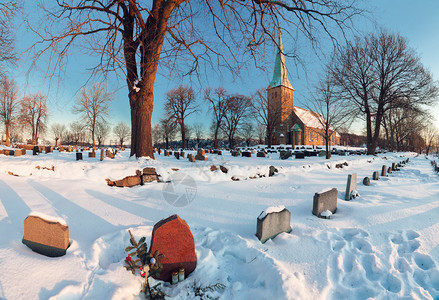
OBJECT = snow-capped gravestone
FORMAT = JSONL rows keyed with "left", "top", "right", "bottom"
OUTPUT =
{"left": 195, "top": 149, "right": 207, "bottom": 161}
{"left": 256, "top": 206, "right": 291, "bottom": 243}
{"left": 22, "top": 213, "right": 69, "bottom": 257}
{"left": 345, "top": 173, "right": 358, "bottom": 200}
{"left": 372, "top": 171, "right": 379, "bottom": 181}
{"left": 381, "top": 165, "right": 387, "bottom": 177}
{"left": 312, "top": 188, "right": 337, "bottom": 218}
{"left": 149, "top": 215, "right": 197, "bottom": 283}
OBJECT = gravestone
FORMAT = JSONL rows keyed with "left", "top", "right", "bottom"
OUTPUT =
{"left": 363, "top": 177, "right": 370, "bottom": 186}
{"left": 242, "top": 151, "right": 251, "bottom": 157}
{"left": 88, "top": 151, "right": 96, "bottom": 158}
{"left": 217, "top": 150, "right": 222, "bottom": 155}
{"left": 231, "top": 151, "right": 240, "bottom": 157}
{"left": 22, "top": 214, "right": 69, "bottom": 257}
{"left": 257, "top": 152, "right": 266, "bottom": 158}
{"left": 269, "top": 166, "right": 278, "bottom": 177}
{"left": 100, "top": 148, "right": 104, "bottom": 161}
{"left": 372, "top": 171, "right": 379, "bottom": 181}
{"left": 175, "top": 152, "right": 180, "bottom": 160}
{"left": 149, "top": 215, "right": 197, "bottom": 283}
{"left": 33, "top": 146, "right": 39, "bottom": 155}
{"left": 188, "top": 154, "right": 195, "bottom": 162}
{"left": 180, "top": 151, "right": 185, "bottom": 158}
{"left": 392, "top": 162, "right": 397, "bottom": 171}
{"left": 381, "top": 165, "right": 387, "bottom": 177}
{"left": 280, "top": 151, "right": 292, "bottom": 160}
{"left": 312, "top": 188, "right": 337, "bottom": 218}
{"left": 68, "top": 145, "right": 72, "bottom": 152}
{"left": 195, "top": 149, "right": 207, "bottom": 161}
{"left": 256, "top": 206, "right": 292, "bottom": 243}
{"left": 345, "top": 173, "right": 358, "bottom": 200}
{"left": 387, "top": 167, "right": 392, "bottom": 174}
{"left": 14, "top": 149, "right": 22, "bottom": 157}
{"left": 76, "top": 152, "right": 83, "bottom": 160}
{"left": 295, "top": 152, "right": 305, "bottom": 159}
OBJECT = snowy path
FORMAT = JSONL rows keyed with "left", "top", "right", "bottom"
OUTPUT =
{"left": 0, "top": 151, "right": 439, "bottom": 299}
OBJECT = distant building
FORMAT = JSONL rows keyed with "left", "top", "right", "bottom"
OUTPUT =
{"left": 267, "top": 32, "right": 340, "bottom": 146}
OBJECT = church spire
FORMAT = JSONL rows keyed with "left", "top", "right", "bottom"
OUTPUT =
{"left": 269, "top": 31, "right": 293, "bottom": 89}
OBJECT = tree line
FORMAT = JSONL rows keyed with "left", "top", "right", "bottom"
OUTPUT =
{"left": 0, "top": 78, "right": 131, "bottom": 148}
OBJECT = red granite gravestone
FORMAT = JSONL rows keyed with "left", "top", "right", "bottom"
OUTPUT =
{"left": 149, "top": 215, "right": 197, "bottom": 283}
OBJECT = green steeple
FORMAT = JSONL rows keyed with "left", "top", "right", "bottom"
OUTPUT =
{"left": 269, "top": 31, "right": 293, "bottom": 89}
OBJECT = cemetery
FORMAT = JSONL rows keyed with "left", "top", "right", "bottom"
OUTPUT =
{"left": 0, "top": 144, "right": 438, "bottom": 299}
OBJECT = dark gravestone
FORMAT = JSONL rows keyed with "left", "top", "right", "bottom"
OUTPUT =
{"left": 33, "top": 146, "right": 40, "bottom": 155}
{"left": 280, "top": 151, "right": 292, "bottom": 160}
{"left": 88, "top": 151, "right": 96, "bottom": 158}
{"left": 22, "top": 214, "right": 69, "bottom": 257}
{"left": 76, "top": 152, "right": 83, "bottom": 160}
{"left": 295, "top": 152, "right": 305, "bottom": 159}
{"left": 309, "top": 151, "right": 318, "bottom": 157}
{"left": 372, "top": 171, "right": 379, "bottom": 181}
{"left": 180, "top": 151, "right": 185, "bottom": 158}
{"left": 381, "top": 165, "right": 387, "bottom": 177}
{"left": 231, "top": 151, "right": 240, "bottom": 157}
{"left": 175, "top": 152, "right": 180, "bottom": 160}
{"left": 149, "top": 215, "right": 197, "bottom": 283}
{"left": 363, "top": 177, "right": 370, "bottom": 186}
{"left": 256, "top": 207, "right": 292, "bottom": 243}
{"left": 188, "top": 154, "right": 195, "bottom": 162}
{"left": 392, "top": 162, "right": 397, "bottom": 171}
{"left": 345, "top": 173, "right": 358, "bottom": 201}
{"left": 387, "top": 167, "right": 392, "bottom": 174}
{"left": 269, "top": 166, "right": 278, "bottom": 177}
{"left": 218, "top": 150, "right": 222, "bottom": 155}
{"left": 242, "top": 151, "right": 251, "bottom": 157}
{"left": 312, "top": 188, "right": 337, "bottom": 218}
{"left": 21, "top": 148, "right": 26, "bottom": 155}
{"left": 257, "top": 152, "right": 266, "bottom": 158}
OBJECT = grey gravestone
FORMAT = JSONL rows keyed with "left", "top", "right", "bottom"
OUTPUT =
{"left": 76, "top": 152, "right": 83, "bottom": 160}
{"left": 363, "top": 177, "right": 370, "bottom": 186}
{"left": 269, "top": 166, "right": 278, "bottom": 177}
{"left": 381, "top": 165, "right": 387, "bottom": 177}
{"left": 312, "top": 188, "right": 337, "bottom": 218}
{"left": 372, "top": 171, "right": 379, "bottom": 181}
{"left": 100, "top": 149, "right": 104, "bottom": 161}
{"left": 257, "top": 152, "right": 266, "bottom": 158}
{"left": 345, "top": 173, "right": 358, "bottom": 200}
{"left": 295, "top": 152, "right": 305, "bottom": 159}
{"left": 256, "top": 207, "right": 292, "bottom": 243}
{"left": 280, "top": 151, "right": 292, "bottom": 160}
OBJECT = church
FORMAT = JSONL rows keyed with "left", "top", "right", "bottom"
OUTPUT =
{"left": 266, "top": 33, "right": 340, "bottom": 146}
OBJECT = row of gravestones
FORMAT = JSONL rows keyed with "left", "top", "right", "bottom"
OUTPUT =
{"left": 22, "top": 213, "right": 196, "bottom": 283}
{"left": 75, "top": 148, "right": 117, "bottom": 161}
{"left": 256, "top": 158, "right": 410, "bottom": 243}
{"left": 0, "top": 148, "right": 26, "bottom": 156}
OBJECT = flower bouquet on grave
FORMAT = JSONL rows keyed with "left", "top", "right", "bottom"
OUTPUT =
{"left": 124, "top": 230, "right": 165, "bottom": 299}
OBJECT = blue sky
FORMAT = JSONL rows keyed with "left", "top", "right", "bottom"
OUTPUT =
{"left": 8, "top": 0, "right": 439, "bottom": 137}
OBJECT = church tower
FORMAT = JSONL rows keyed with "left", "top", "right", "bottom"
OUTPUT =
{"left": 267, "top": 31, "right": 295, "bottom": 144}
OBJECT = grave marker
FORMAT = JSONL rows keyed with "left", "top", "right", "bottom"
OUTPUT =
{"left": 256, "top": 206, "right": 292, "bottom": 243}
{"left": 345, "top": 173, "right": 358, "bottom": 200}
{"left": 312, "top": 188, "right": 337, "bottom": 218}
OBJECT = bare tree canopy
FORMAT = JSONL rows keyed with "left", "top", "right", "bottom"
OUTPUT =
{"left": 73, "top": 82, "right": 113, "bottom": 149}
{"left": 222, "top": 94, "right": 252, "bottom": 148}
{"left": 113, "top": 122, "right": 130, "bottom": 148}
{"left": 159, "top": 117, "right": 177, "bottom": 149}
{"left": 70, "top": 121, "right": 86, "bottom": 146}
{"left": 204, "top": 87, "right": 228, "bottom": 149}
{"left": 164, "top": 85, "right": 198, "bottom": 149}
{"left": 31, "top": 0, "right": 363, "bottom": 158}
{"left": 51, "top": 123, "right": 66, "bottom": 147}
{"left": 95, "top": 120, "right": 111, "bottom": 148}
{"left": 0, "top": 1, "right": 18, "bottom": 72}
{"left": 20, "top": 93, "right": 48, "bottom": 145}
{"left": 0, "top": 76, "right": 19, "bottom": 146}
{"left": 331, "top": 31, "right": 438, "bottom": 154}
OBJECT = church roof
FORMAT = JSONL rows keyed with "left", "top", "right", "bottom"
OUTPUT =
{"left": 269, "top": 32, "right": 294, "bottom": 90}
{"left": 294, "top": 106, "right": 334, "bottom": 131}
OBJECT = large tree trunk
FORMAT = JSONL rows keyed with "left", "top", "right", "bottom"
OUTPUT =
{"left": 5, "top": 123, "right": 9, "bottom": 146}
{"left": 129, "top": 87, "right": 155, "bottom": 159}
{"left": 181, "top": 123, "right": 186, "bottom": 149}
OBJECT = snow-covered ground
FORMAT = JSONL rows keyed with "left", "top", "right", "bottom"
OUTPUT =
{"left": 0, "top": 147, "right": 439, "bottom": 299}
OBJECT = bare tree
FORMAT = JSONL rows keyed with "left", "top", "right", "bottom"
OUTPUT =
{"left": 0, "top": 76, "right": 19, "bottom": 146}
{"left": 20, "top": 93, "right": 48, "bottom": 145}
{"left": 251, "top": 88, "right": 282, "bottom": 148}
{"left": 160, "top": 117, "right": 177, "bottom": 149}
{"left": 204, "top": 87, "right": 228, "bottom": 149}
{"left": 152, "top": 124, "right": 162, "bottom": 147}
{"left": 222, "top": 94, "right": 252, "bottom": 148}
{"left": 193, "top": 122, "right": 204, "bottom": 145}
{"left": 307, "top": 72, "right": 350, "bottom": 159}
{"left": 31, "top": 1, "right": 362, "bottom": 158}
{"left": 95, "top": 120, "right": 111, "bottom": 148}
{"left": 164, "top": 85, "right": 198, "bottom": 149}
{"left": 256, "top": 123, "right": 266, "bottom": 144}
{"left": 51, "top": 123, "right": 66, "bottom": 147}
{"left": 331, "top": 31, "right": 438, "bottom": 154}
{"left": 0, "top": 1, "right": 18, "bottom": 73}
{"left": 73, "top": 83, "right": 113, "bottom": 149}
{"left": 70, "top": 121, "right": 86, "bottom": 147}
{"left": 114, "top": 122, "right": 130, "bottom": 148}
{"left": 241, "top": 122, "right": 255, "bottom": 147}
{"left": 421, "top": 122, "right": 437, "bottom": 155}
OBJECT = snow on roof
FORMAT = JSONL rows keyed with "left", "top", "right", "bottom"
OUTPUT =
{"left": 294, "top": 106, "right": 336, "bottom": 132}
